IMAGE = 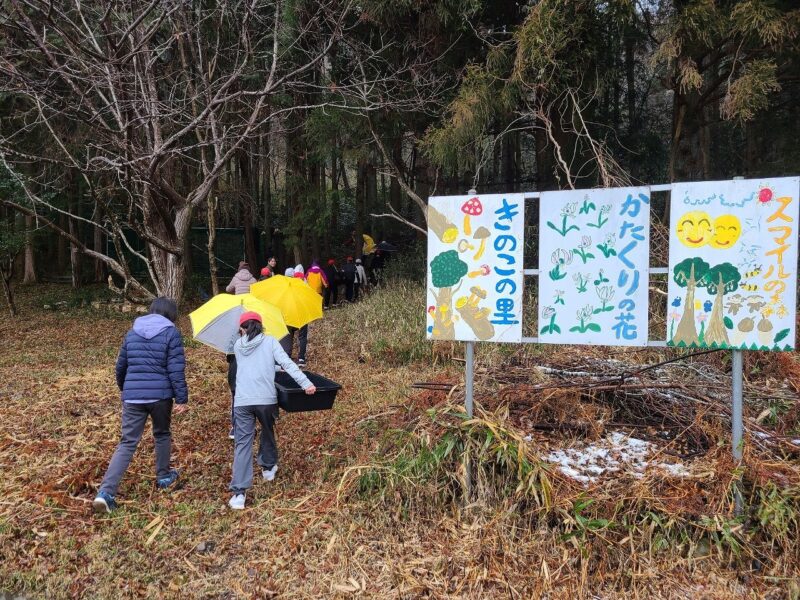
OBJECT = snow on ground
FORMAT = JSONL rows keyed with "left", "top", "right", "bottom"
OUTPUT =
{"left": 537, "top": 431, "right": 691, "bottom": 485}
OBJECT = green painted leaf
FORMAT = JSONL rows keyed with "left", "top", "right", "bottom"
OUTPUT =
{"left": 552, "top": 325, "right": 561, "bottom": 333}
{"left": 540, "top": 325, "right": 549, "bottom": 335}
{"left": 586, "top": 323, "right": 601, "bottom": 332}
{"left": 723, "top": 317, "right": 734, "bottom": 329}
{"left": 774, "top": 328, "right": 790, "bottom": 344}
{"left": 569, "top": 326, "right": 581, "bottom": 332}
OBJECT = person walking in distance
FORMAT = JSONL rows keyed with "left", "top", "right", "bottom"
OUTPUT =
{"left": 279, "top": 266, "right": 309, "bottom": 366}
{"left": 259, "top": 257, "right": 278, "bottom": 280}
{"left": 323, "top": 259, "right": 339, "bottom": 308}
{"left": 342, "top": 256, "right": 356, "bottom": 302}
{"left": 354, "top": 258, "right": 367, "bottom": 300}
{"left": 93, "top": 298, "right": 188, "bottom": 513}
{"left": 226, "top": 261, "right": 257, "bottom": 294}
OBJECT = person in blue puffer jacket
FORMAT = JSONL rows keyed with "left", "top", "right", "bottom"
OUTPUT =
{"left": 93, "top": 298, "right": 189, "bottom": 514}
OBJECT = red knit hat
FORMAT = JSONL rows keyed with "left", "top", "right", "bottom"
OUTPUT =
{"left": 239, "top": 311, "right": 262, "bottom": 326}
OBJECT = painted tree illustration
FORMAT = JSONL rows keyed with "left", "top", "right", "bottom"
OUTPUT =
{"left": 671, "top": 258, "right": 710, "bottom": 346}
{"left": 429, "top": 250, "right": 468, "bottom": 340}
{"left": 702, "top": 263, "right": 741, "bottom": 347}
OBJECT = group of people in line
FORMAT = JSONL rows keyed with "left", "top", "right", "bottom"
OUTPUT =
{"left": 92, "top": 252, "right": 387, "bottom": 513}
{"left": 93, "top": 296, "right": 316, "bottom": 513}
{"left": 249, "top": 254, "right": 377, "bottom": 308}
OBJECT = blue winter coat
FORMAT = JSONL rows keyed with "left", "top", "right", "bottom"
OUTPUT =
{"left": 115, "top": 314, "right": 188, "bottom": 404}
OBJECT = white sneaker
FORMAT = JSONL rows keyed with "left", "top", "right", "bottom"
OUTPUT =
{"left": 228, "top": 494, "right": 245, "bottom": 510}
{"left": 262, "top": 465, "right": 278, "bottom": 481}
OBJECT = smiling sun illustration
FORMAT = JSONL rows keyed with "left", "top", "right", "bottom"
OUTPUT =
{"left": 709, "top": 214, "right": 742, "bottom": 249}
{"left": 676, "top": 211, "right": 713, "bottom": 248}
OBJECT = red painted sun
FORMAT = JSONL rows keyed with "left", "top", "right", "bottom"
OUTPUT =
{"left": 758, "top": 187, "right": 773, "bottom": 203}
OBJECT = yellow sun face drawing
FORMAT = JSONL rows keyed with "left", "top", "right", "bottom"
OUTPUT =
{"left": 676, "top": 211, "right": 713, "bottom": 248}
{"left": 709, "top": 214, "right": 742, "bottom": 249}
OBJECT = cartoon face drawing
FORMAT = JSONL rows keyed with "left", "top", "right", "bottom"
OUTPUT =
{"left": 709, "top": 214, "right": 742, "bottom": 249}
{"left": 676, "top": 211, "right": 713, "bottom": 248}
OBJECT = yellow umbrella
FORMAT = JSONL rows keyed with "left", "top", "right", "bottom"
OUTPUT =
{"left": 250, "top": 275, "right": 323, "bottom": 328}
{"left": 189, "top": 293, "right": 288, "bottom": 353}
{"left": 362, "top": 234, "right": 376, "bottom": 254}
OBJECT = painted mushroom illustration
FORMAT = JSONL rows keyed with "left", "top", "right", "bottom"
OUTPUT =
{"left": 461, "top": 197, "right": 483, "bottom": 236}
{"left": 455, "top": 285, "right": 495, "bottom": 340}
{"left": 757, "top": 316, "right": 774, "bottom": 347}
{"left": 472, "top": 226, "right": 491, "bottom": 260}
{"left": 468, "top": 264, "right": 491, "bottom": 278}
{"left": 733, "top": 317, "right": 754, "bottom": 346}
{"left": 457, "top": 238, "right": 475, "bottom": 253}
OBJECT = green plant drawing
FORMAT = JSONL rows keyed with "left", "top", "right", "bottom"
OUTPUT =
{"left": 549, "top": 249, "right": 573, "bottom": 281}
{"left": 596, "top": 233, "right": 617, "bottom": 258}
{"left": 573, "top": 272, "right": 590, "bottom": 293}
{"left": 586, "top": 204, "right": 611, "bottom": 229}
{"left": 547, "top": 203, "right": 580, "bottom": 237}
{"left": 570, "top": 305, "right": 601, "bottom": 333}
{"left": 573, "top": 235, "right": 595, "bottom": 263}
{"left": 540, "top": 306, "right": 561, "bottom": 335}
{"left": 593, "top": 269, "right": 609, "bottom": 286}
{"left": 593, "top": 286, "right": 615, "bottom": 313}
{"left": 579, "top": 196, "right": 596, "bottom": 215}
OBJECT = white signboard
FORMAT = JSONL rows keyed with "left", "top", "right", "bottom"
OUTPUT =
{"left": 538, "top": 187, "right": 651, "bottom": 345}
{"left": 426, "top": 194, "right": 525, "bottom": 343}
{"left": 667, "top": 177, "right": 799, "bottom": 351}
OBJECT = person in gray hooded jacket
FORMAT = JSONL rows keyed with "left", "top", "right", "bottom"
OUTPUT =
{"left": 228, "top": 311, "right": 316, "bottom": 510}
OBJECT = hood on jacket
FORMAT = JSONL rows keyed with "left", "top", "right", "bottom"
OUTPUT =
{"left": 233, "top": 269, "right": 254, "bottom": 282}
{"left": 132, "top": 314, "right": 175, "bottom": 339}
{"left": 284, "top": 267, "right": 295, "bottom": 277}
{"left": 237, "top": 332, "right": 265, "bottom": 356}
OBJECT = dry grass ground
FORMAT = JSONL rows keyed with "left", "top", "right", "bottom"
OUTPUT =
{"left": 0, "top": 281, "right": 799, "bottom": 599}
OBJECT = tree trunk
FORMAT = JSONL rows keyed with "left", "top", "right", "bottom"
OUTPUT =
{"left": 207, "top": 196, "right": 219, "bottom": 296}
{"left": 68, "top": 178, "right": 82, "bottom": 289}
{"left": 1, "top": 272, "right": 17, "bottom": 316}
{"left": 704, "top": 275, "right": 729, "bottom": 346}
{"left": 673, "top": 266, "right": 699, "bottom": 345}
{"left": 354, "top": 158, "right": 367, "bottom": 258}
{"left": 93, "top": 211, "right": 106, "bottom": 283}
{"left": 23, "top": 214, "right": 37, "bottom": 284}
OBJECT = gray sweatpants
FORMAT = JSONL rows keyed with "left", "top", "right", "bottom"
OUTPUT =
{"left": 99, "top": 399, "right": 173, "bottom": 496}
{"left": 230, "top": 404, "right": 278, "bottom": 494}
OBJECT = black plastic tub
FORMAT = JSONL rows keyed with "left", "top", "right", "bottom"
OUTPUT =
{"left": 275, "top": 370, "right": 341, "bottom": 412}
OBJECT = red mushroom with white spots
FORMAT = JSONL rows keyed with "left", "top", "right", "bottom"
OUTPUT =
{"left": 461, "top": 197, "right": 482, "bottom": 236}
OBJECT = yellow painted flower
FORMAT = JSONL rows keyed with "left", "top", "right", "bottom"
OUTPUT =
{"left": 762, "top": 306, "right": 774, "bottom": 318}
{"left": 694, "top": 300, "right": 701, "bottom": 310}
{"left": 776, "top": 305, "right": 788, "bottom": 319}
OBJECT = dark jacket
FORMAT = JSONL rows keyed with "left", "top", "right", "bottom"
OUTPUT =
{"left": 115, "top": 314, "right": 188, "bottom": 404}
{"left": 323, "top": 264, "right": 339, "bottom": 285}
{"left": 342, "top": 262, "right": 356, "bottom": 282}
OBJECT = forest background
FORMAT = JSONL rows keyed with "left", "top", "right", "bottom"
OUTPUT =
{"left": 0, "top": 0, "right": 799, "bottom": 305}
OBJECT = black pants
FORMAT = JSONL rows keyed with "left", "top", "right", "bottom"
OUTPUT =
{"left": 280, "top": 325, "right": 308, "bottom": 361}
{"left": 324, "top": 283, "right": 337, "bottom": 307}
{"left": 345, "top": 280, "right": 355, "bottom": 302}
{"left": 227, "top": 354, "right": 237, "bottom": 427}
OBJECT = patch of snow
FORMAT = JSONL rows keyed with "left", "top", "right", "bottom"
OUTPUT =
{"left": 542, "top": 431, "right": 691, "bottom": 486}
